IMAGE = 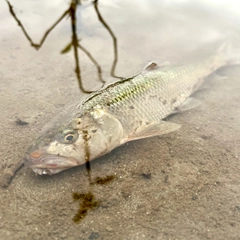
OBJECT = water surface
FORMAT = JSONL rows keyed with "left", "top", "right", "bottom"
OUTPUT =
{"left": 0, "top": 0, "right": 240, "bottom": 239}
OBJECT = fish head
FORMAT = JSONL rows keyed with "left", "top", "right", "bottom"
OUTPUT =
{"left": 24, "top": 108, "right": 123, "bottom": 175}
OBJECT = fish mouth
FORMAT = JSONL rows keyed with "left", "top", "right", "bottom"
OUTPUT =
{"left": 24, "top": 153, "right": 79, "bottom": 175}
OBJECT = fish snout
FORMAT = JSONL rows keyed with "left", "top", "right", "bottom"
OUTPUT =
{"left": 24, "top": 149, "right": 80, "bottom": 175}
{"left": 24, "top": 149, "right": 45, "bottom": 167}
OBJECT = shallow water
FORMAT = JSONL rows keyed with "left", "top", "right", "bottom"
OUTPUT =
{"left": 0, "top": 0, "right": 240, "bottom": 239}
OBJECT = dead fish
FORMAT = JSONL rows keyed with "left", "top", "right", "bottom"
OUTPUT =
{"left": 24, "top": 44, "right": 229, "bottom": 175}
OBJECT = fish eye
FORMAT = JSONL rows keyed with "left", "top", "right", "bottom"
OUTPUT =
{"left": 64, "top": 134, "right": 74, "bottom": 142}
{"left": 59, "top": 129, "right": 79, "bottom": 144}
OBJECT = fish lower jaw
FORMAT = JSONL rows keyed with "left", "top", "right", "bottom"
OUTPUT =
{"left": 24, "top": 154, "right": 80, "bottom": 175}
{"left": 32, "top": 167, "right": 68, "bottom": 175}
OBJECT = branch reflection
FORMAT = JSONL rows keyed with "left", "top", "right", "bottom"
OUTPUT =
{"left": 93, "top": 0, "right": 122, "bottom": 79}
{"left": 6, "top": 0, "right": 69, "bottom": 50}
{"left": 6, "top": 0, "right": 122, "bottom": 93}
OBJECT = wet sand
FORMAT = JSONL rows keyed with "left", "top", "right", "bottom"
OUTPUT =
{"left": 0, "top": 0, "right": 240, "bottom": 239}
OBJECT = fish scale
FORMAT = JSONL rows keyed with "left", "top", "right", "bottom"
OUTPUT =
{"left": 80, "top": 52, "right": 226, "bottom": 135}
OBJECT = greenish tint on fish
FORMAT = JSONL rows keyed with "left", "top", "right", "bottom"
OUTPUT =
{"left": 24, "top": 46, "right": 228, "bottom": 175}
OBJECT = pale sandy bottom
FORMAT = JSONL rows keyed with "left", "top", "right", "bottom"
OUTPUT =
{"left": 0, "top": 1, "right": 240, "bottom": 239}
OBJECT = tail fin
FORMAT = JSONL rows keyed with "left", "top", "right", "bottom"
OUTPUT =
{"left": 218, "top": 38, "right": 240, "bottom": 65}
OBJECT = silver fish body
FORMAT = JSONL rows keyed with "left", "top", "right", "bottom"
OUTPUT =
{"left": 24, "top": 50, "right": 227, "bottom": 175}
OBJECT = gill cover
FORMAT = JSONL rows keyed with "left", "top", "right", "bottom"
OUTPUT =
{"left": 73, "top": 108, "right": 124, "bottom": 159}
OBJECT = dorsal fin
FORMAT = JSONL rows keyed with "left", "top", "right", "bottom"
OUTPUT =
{"left": 143, "top": 62, "right": 159, "bottom": 71}
{"left": 143, "top": 61, "right": 171, "bottom": 72}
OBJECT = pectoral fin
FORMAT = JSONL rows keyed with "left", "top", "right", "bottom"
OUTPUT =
{"left": 124, "top": 121, "right": 181, "bottom": 143}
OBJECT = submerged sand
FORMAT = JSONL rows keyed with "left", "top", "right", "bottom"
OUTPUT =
{"left": 0, "top": 0, "right": 240, "bottom": 239}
